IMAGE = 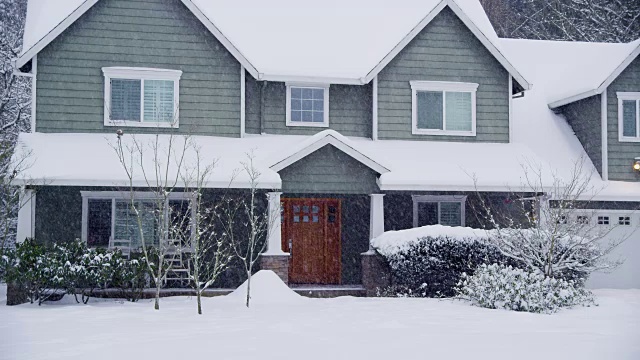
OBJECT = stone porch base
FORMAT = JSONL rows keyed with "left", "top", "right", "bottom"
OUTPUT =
{"left": 259, "top": 254, "right": 290, "bottom": 284}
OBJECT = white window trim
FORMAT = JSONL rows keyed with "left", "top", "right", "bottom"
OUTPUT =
{"left": 411, "top": 195, "right": 467, "bottom": 227}
{"left": 410, "top": 81, "right": 478, "bottom": 137}
{"left": 285, "top": 83, "right": 330, "bottom": 128}
{"left": 80, "top": 191, "right": 193, "bottom": 248}
{"left": 102, "top": 67, "right": 182, "bottom": 128}
{"left": 617, "top": 92, "right": 640, "bottom": 142}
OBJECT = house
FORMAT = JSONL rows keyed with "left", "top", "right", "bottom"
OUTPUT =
{"left": 10, "top": 0, "right": 640, "bottom": 292}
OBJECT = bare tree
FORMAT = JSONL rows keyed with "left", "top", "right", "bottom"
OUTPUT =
{"left": 178, "top": 147, "right": 236, "bottom": 315}
{"left": 481, "top": 0, "right": 640, "bottom": 42}
{"left": 112, "top": 130, "right": 192, "bottom": 310}
{"left": 473, "top": 159, "right": 630, "bottom": 282}
{"left": 226, "top": 152, "right": 276, "bottom": 308}
{"left": 0, "top": 0, "right": 30, "bottom": 253}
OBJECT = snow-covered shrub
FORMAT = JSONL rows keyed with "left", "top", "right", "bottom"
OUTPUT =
{"left": 0, "top": 239, "right": 61, "bottom": 304}
{"left": 456, "top": 263, "right": 594, "bottom": 313}
{"left": 1, "top": 239, "right": 151, "bottom": 304}
{"left": 372, "top": 226, "right": 518, "bottom": 297}
{"left": 111, "top": 251, "right": 151, "bottom": 302}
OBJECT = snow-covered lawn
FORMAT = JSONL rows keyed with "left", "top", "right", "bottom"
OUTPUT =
{"left": 1, "top": 273, "right": 639, "bottom": 360}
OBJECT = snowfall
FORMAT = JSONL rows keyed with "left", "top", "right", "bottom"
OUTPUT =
{"left": 0, "top": 271, "right": 638, "bottom": 360}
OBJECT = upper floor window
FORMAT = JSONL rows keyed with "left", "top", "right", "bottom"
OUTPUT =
{"left": 412, "top": 195, "right": 467, "bottom": 227}
{"left": 103, "top": 67, "right": 182, "bottom": 128}
{"left": 410, "top": 81, "right": 478, "bottom": 136}
{"left": 618, "top": 92, "right": 640, "bottom": 142}
{"left": 286, "top": 84, "right": 329, "bottom": 127}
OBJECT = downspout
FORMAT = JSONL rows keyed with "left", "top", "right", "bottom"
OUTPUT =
{"left": 260, "top": 81, "right": 267, "bottom": 134}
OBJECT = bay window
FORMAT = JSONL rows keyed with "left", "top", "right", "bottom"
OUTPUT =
{"left": 411, "top": 81, "right": 478, "bottom": 136}
{"left": 412, "top": 195, "right": 467, "bottom": 227}
{"left": 103, "top": 67, "right": 181, "bottom": 127}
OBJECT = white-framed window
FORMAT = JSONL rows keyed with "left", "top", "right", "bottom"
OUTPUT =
{"left": 286, "top": 83, "right": 329, "bottom": 127}
{"left": 103, "top": 67, "right": 182, "bottom": 128}
{"left": 410, "top": 81, "right": 478, "bottom": 136}
{"left": 412, "top": 195, "right": 467, "bottom": 227}
{"left": 81, "top": 191, "right": 193, "bottom": 249}
{"left": 597, "top": 216, "right": 610, "bottom": 225}
{"left": 617, "top": 92, "right": 640, "bottom": 142}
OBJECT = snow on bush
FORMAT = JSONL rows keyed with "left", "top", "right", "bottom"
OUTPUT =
{"left": 456, "top": 263, "right": 595, "bottom": 314}
{"left": 371, "top": 225, "right": 518, "bottom": 297}
{"left": 1, "top": 239, "right": 150, "bottom": 305}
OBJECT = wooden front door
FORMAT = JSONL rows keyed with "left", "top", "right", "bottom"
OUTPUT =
{"left": 282, "top": 198, "right": 341, "bottom": 284}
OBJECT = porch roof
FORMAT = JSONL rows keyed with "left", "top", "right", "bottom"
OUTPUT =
{"left": 14, "top": 130, "right": 560, "bottom": 193}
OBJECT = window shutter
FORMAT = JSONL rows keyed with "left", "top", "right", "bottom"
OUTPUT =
{"left": 144, "top": 80, "right": 175, "bottom": 123}
{"left": 622, "top": 100, "right": 637, "bottom": 137}
{"left": 110, "top": 79, "right": 141, "bottom": 121}
{"left": 445, "top": 92, "right": 472, "bottom": 131}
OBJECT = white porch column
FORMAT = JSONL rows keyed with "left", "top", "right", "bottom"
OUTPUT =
{"left": 16, "top": 189, "right": 35, "bottom": 243}
{"left": 265, "top": 191, "right": 286, "bottom": 255}
{"left": 369, "top": 194, "right": 385, "bottom": 242}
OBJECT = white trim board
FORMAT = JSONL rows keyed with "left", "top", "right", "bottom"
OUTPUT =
{"left": 549, "top": 43, "right": 640, "bottom": 109}
{"left": 362, "top": 0, "right": 531, "bottom": 90}
{"left": 270, "top": 133, "right": 390, "bottom": 174}
{"left": 601, "top": 88, "right": 609, "bottom": 180}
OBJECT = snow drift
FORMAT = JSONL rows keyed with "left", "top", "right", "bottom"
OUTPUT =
{"left": 225, "top": 270, "right": 304, "bottom": 305}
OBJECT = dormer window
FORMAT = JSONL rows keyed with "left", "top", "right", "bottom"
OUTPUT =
{"left": 286, "top": 84, "right": 329, "bottom": 127}
{"left": 103, "top": 67, "right": 182, "bottom": 128}
{"left": 411, "top": 81, "right": 478, "bottom": 136}
{"left": 618, "top": 92, "right": 640, "bottom": 141}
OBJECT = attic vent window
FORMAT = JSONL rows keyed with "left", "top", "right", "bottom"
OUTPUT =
{"left": 617, "top": 92, "right": 640, "bottom": 142}
{"left": 411, "top": 81, "right": 478, "bottom": 137}
{"left": 103, "top": 67, "right": 182, "bottom": 128}
{"left": 286, "top": 84, "right": 329, "bottom": 128}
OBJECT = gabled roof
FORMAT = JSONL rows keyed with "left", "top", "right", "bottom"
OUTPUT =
{"left": 18, "top": 0, "right": 530, "bottom": 88}
{"left": 269, "top": 130, "right": 390, "bottom": 175}
{"left": 499, "top": 38, "right": 640, "bottom": 109}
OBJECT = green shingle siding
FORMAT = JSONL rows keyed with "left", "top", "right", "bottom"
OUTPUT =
{"left": 560, "top": 95, "right": 603, "bottom": 176}
{"left": 607, "top": 56, "right": 640, "bottom": 181}
{"left": 260, "top": 82, "right": 372, "bottom": 137}
{"left": 279, "top": 145, "right": 380, "bottom": 194}
{"left": 377, "top": 7, "right": 510, "bottom": 142}
{"left": 36, "top": 0, "right": 241, "bottom": 137}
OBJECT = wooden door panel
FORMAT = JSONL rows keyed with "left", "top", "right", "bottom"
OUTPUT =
{"left": 283, "top": 198, "right": 341, "bottom": 284}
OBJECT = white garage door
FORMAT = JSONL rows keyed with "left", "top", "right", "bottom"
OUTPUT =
{"left": 573, "top": 210, "right": 640, "bottom": 289}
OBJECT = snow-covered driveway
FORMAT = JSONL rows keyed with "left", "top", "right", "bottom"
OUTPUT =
{"left": 0, "top": 282, "right": 638, "bottom": 360}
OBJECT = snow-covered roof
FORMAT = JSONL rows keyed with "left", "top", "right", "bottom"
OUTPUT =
{"left": 499, "top": 38, "right": 640, "bottom": 108}
{"left": 17, "top": 0, "right": 530, "bottom": 88}
{"left": 13, "top": 130, "right": 556, "bottom": 193}
{"left": 501, "top": 38, "right": 640, "bottom": 202}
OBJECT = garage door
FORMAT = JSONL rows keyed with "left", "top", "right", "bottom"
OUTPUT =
{"left": 573, "top": 210, "right": 640, "bottom": 289}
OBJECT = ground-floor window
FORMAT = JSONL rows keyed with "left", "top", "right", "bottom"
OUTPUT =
{"left": 412, "top": 195, "right": 467, "bottom": 227}
{"left": 81, "top": 191, "right": 193, "bottom": 249}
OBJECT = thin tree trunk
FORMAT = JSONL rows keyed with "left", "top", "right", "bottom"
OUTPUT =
{"left": 245, "top": 270, "right": 251, "bottom": 308}
{"left": 197, "top": 291, "right": 202, "bottom": 315}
